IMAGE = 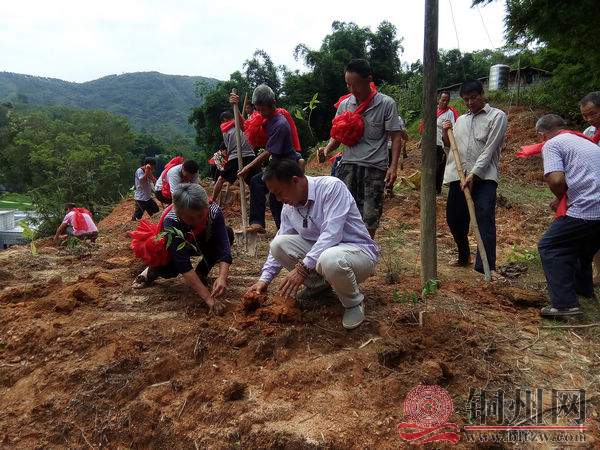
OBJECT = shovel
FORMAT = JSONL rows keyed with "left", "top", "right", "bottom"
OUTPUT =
{"left": 447, "top": 129, "right": 492, "bottom": 282}
{"left": 231, "top": 89, "right": 258, "bottom": 255}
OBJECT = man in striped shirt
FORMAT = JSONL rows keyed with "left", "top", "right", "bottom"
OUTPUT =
{"left": 536, "top": 114, "right": 600, "bottom": 317}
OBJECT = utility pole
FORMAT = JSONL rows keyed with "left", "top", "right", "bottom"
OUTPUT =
{"left": 420, "top": 0, "right": 439, "bottom": 285}
{"left": 515, "top": 56, "right": 522, "bottom": 106}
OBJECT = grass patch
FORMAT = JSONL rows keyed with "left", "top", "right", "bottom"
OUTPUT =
{"left": 0, "top": 192, "right": 33, "bottom": 210}
{"left": 498, "top": 181, "right": 554, "bottom": 208}
{"left": 506, "top": 245, "right": 542, "bottom": 266}
{"left": 381, "top": 225, "right": 410, "bottom": 284}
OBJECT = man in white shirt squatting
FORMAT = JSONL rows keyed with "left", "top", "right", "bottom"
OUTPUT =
{"left": 246, "top": 158, "right": 380, "bottom": 329}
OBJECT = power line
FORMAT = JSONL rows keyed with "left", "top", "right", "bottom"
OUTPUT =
{"left": 448, "top": 0, "right": 461, "bottom": 51}
{"left": 476, "top": 4, "right": 495, "bottom": 48}
{"left": 448, "top": 0, "right": 466, "bottom": 80}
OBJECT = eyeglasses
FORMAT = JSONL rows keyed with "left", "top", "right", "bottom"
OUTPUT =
{"left": 461, "top": 94, "right": 482, "bottom": 103}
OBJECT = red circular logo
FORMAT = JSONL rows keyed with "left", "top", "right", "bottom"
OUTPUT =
{"left": 403, "top": 385, "right": 454, "bottom": 427}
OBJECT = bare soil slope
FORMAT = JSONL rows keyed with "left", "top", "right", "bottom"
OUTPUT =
{"left": 1, "top": 107, "right": 598, "bottom": 449}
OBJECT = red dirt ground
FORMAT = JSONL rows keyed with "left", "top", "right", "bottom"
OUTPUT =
{"left": 1, "top": 106, "right": 599, "bottom": 448}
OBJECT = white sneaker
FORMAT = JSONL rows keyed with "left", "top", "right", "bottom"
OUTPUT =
{"left": 342, "top": 303, "right": 365, "bottom": 330}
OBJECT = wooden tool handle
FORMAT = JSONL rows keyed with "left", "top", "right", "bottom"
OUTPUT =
{"left": 231, "top": 89, "right": 248, "bottom": 249}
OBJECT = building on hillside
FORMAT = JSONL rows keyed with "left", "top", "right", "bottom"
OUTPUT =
{"left": 438, "top": 66, "right": 551, "bottom": 98}
{"left": 0, "top": 210, "right": 28, "bottom": 249}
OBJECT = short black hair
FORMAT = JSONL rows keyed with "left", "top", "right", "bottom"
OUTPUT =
{"left": 263, "top": 158, "right": 303, "bottom": 183}
{"left": 439, "top": 91, "right": 451, "bottom": 98}
{"left": 345, "top": 59, "right": 372, "bottom": 79}
{"left": 143, "top": 157, "right": 156, "bottom": 166}
{"left": 182, "top": 160, "right": 199, "bottom": 174}
{"left": 580, "top": 91, "right": 600, "bottom": 108}
{"left": 64, "top": 202, "right": 76, "bottom": 211}
{"left": 459, "top": 80, "right": 484, "bottom": 97}
{"left": 220, "top": 110, "right": 233, "bottom": 122}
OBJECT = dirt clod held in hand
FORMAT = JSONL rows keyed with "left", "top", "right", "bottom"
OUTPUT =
{"left": 242, "top": 291, "right": 267, "bottom": 313}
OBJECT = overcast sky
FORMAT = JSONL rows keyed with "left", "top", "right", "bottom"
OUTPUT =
{"left": 0, "top": 0, "right": 506, "bottom": 83}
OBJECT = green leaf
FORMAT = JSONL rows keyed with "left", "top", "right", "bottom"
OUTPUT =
{"left": 177, "top": 242, "right": 186, "bottom": 251}
{"left": 166, "top": 234, "right": 172, "bottom": 248}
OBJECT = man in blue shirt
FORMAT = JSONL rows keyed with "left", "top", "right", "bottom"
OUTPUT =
{"left": 133, "top": 184, "right": 233, "bottom": 315}
{"left": 231, "top": 84, "right": 303, "bottom": 233}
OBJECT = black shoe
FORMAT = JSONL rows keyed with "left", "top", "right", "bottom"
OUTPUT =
{"left": 540, "top": 305, "right": 582, "bottom": 318}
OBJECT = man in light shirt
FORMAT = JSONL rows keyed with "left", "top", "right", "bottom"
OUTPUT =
{"left": 54, "top": 203, "right": 98, "bottom": 242}
{"left": 535, "top": 114, "right": 600, "bottom": 317}
{"left": 442, "top": 80, "right": 508, "bottom": 276}
{"left": 155, "top": 160, "right": 199, "bottom": 204}
{"left": 579, "top": 91, "right": 600, "bottom": 284}
{"left": 580, "top": 91, "right": 600, "bottom": 144}
{"left": 132, "top": 157, "right": 159, "bottom": 220}
{"left": 246, "top": 158, "right": 380, "bottom": 329}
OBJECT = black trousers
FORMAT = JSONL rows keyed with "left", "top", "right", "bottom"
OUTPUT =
{"left": 154, "top": 190, "right": 171, "bottom": 204}
{"left": 249, "top": 171, "right": 283, "bottom": 229}
{"left": 132, "top": 198, "right": 159, "bottom": 220}
{"left": 436, "top": 145, "right": 447, "bottom": 194}
{"left": 539, "top": 216, "right": 600, "bottom": 309}
{"left": 220, "top": 156, "right": 260, "bottom": 184}
{"left": 147, "top": 226, "right": 234, "bottom": 282}
{"left": 446, "top": 179, "right": 497, "bottom": 272}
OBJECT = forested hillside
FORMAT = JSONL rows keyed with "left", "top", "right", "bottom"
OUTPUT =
{"left": 0, "top": 71, "right": 219, "bottom": 141}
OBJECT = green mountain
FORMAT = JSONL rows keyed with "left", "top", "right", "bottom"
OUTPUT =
{"left": 0, "top": 71, "right": 219, "bottom": 141}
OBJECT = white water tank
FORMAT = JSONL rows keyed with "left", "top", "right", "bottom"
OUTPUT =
{"left": 488, "top": 64, "right": 510, "bottom": 91}
{"left": 0, "top": 210, "right": 15, "bottom": 231}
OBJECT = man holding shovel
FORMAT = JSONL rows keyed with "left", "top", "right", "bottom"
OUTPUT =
{"left": 210, "top": 111, "right": 258, "bottom": 203}
{"left": 441, "top": 80, "right": 507, "bottom": 277}
{"left": 230, "top": 84, "right": 303, "bottom": 233}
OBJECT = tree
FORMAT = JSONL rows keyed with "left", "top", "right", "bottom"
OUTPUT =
{"left": 368, "top": 21, "right": 404, "bottom": 85}
{"left": 472, "top": 0, "right": 600, "bottom": 119}
{"left": 0, "top": 107, "right": 138, "bottom": 234}
{"left": 132, "top": 133, "right": 166, "bottom": 161}
{"left": 244, "top": 50, "right": 282, "bottom": 94}
{"left": 286, "top": 21, "right": 405, "bottom": 143}
{"left": 189, "top": 71, "right": 252, "bottom": 151}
